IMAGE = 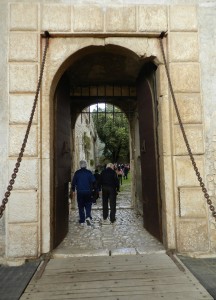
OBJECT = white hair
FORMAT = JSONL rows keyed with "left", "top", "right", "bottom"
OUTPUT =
{"left": 80, "top": 160, "right": 87, "bottom": 168}
{"left": 106, "top": 163, "right": 114, "bottom": 169}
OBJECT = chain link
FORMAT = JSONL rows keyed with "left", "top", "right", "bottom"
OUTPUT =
{"left": 159, "top": 32, "right": 216, "bottom": 222}
{"left": 0, "top": 32, "right": 50, "bottom": 219}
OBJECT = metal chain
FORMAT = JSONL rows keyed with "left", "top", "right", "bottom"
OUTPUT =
{"left": 0, "top": 32, "right": 50, "bottom": 219}
{"left": 159, "top": 32, "right": 216, "bottom": 222}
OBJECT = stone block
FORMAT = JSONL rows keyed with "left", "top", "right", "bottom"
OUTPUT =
{"left": 170, "top": 63, "right": 200, "bottom": 93}
{"left": 147, "top": 38, "right": 164, "bottom": 63}
{"left": 210, "top": 229, "right": 216, "bottom": 252}
{"left": 159, "top": 155, "right": 176, "bottom": 249}
{"left": 9, "top": 32, "right": 38, "bottom": 62}
{"left": 158, "top": 95, "right": 171, "bottom": 156}
{"left": 157, "top": 65, "right": 168, "bottom": 96}
{"left": 106, "top": 6, "right": 136, "bottom": 32}
{"left": 111, "top": 248, "right": 136, "bottom": 256}
{"left": 178, "top": 187, "right": 207, "bottom": 218}
{"left": 169, "top": 5, "right": 197, "bottom": 32}
{"left": 137, "top": 247, "right": 165, "bottom": 254}
{"left": 138, "top": 5, "right": 167, "bottom": 32}
{"left": 175, "top": 156, "right": 204, "bottom": 187}
{"left": 42, "top": 37, "right": 107, "bottom": 90}
{"left": 41, "top": 158, "right": 51, "bottom": 253}
{"left": 73, "top": 5, "right": 104, "bottom": 32}
{"left": 10, "top": 3, "right": 38, "bottom": 31}
{"left": 7, "top": 224, "right": 38, "bottom": 257}
{"left": 41, "top": 95, "right": 50, "bottom": 159}
{"left": 105, "top": 37, "right": 149, "bottom": 57}
{"left": 208, "top": 181, "right": 215, "bottom": 191}
{"left": 41, "top": 4, "right": 71, "bottom": 32}
{"left": 8, "top": 159, "right": 38, "bottom": 190}
{"left": 9, "top": 64, "right": 38, "bottom": 93}
{"left": 9, "top": 125, "right": 38, "bottom": 157}
{"left": 52, "top": 248, "right": 109, "bottom": 258}
{"left": 106, "top": 37, "right": 163, "bottom": 64}
{"left": 173, "top": 124, "right": 204, "bottom": 155}
{"left": 169, "top": 33, "right": 199, "bottom": 62}
{"left": 177, "top": 220, "right": 209, "bottom": 252}
{"left": 9, "top": 94, "right": 38, "bottom": 124}
{"left": 172, "top": 93, "right": 202, "bottom": 124}
{"left": 8, "top": 191, "right": 38, "bottom": 223}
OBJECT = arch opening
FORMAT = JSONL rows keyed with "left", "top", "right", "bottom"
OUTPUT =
{"left": 52, "top": 44, "right": 162, "bottom": 249}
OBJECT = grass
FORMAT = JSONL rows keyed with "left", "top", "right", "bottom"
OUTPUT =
{"left": 119, "top": 172, "right": 131, "bottom": 192}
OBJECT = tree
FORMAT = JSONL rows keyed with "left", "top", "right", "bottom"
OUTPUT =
{"left": 92, "top": 104, "right": 129, "bottom": 163}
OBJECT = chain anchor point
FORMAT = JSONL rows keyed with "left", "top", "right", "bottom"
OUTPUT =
{"left": 44, "top": 31, "right": 51, "bottom": 38}
{"left": 159, "top": 31, "right": 167, "bottom": 39}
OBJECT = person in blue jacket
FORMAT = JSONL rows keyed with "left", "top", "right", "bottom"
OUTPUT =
{"left": 71, "top": 160, "right": 95, "bottom": 226}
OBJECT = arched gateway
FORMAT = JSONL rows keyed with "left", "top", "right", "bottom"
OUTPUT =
{"left": 52, "top": 45, "right": 162, "bottom": 248}
{"left": 4, "top": 3, "right": 212, "bottom": 260}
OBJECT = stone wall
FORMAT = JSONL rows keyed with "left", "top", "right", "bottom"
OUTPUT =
{"left": 199, "top": 3, "right": 216, "bottom": 253}
{"left": 73, "top": 110, "right": 99, "bottom": 173}
{"left": 0, "top": 0, "right": 216, "bottom": 259}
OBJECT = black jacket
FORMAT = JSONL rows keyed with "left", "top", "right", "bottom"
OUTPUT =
{"left": 99, "top": 167, "right": 119, "bottom": 190}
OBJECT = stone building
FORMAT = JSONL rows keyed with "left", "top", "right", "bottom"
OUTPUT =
{"left": 73, "top": 109, "right": 99, "bottom": 172}
{"left": 0, "top": 0, "right": 216, "bottom": 261}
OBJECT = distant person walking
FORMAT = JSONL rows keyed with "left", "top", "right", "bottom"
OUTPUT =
{"left": 116, "top": 166, "right": 123, "bottom": 190}
{"left": 123, "top": 164, "right": 129, "bottom": 180}
{"left": 99, "top": 163, "right": 119, "bottom": 224}
{"left": 71, "top": 160, "right": 95, "bottom": 226}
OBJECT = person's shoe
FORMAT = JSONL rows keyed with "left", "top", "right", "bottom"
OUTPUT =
{"left": 80, "top": 222, "right": 85, "bottom": 227}
{"left": 102, "top": 218, "right": 110, "bottom": 225}
{"left": 86, "top": 217, "right": 92, "bottom": 226}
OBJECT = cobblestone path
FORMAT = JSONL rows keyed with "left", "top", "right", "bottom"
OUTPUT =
{"left": 54, "top": 185, "right": 164, "bottom": 255}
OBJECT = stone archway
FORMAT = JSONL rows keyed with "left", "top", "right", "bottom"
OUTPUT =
{"left": 42, "top": 39, "right": 170, "bottom": 251}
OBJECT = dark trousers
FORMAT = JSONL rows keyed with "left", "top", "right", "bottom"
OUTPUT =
{"left": 102, "top": 186, "right": 116, "bottom": 222}
{"left": 77, "top": 192, "right": 92, "bottom": 223}
{"left": 118, "top": 175, "right": 122, "bottom": 186}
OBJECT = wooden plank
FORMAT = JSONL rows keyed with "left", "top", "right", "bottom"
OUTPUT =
{"left": 26, "top": 271, "right": 190, "bottom": 287}
{"left": 46, "top": 260, "right": 174, "bottom": 270}
{"left": 25, "top": 279, "right": 201, "bottom": 293}
{"left": 21, "top": 290, "right": 211, "bottom": 300}
{"left": 44, "top": 256, "right": 177, "bottom": 273}
{"left": 46, "top": 254, "right": 172, "bottom": 269}
{"left": 21, "top": 254, "right": 213, "bottom": 300}
{"left": 43, "top": 266, "right": 178, "bottom": 276}
{"left": 27, "top": 270, "right": 189, "bottom": 284}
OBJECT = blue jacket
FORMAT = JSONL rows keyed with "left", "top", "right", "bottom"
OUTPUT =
{"left": 72, "top": 168, "right": 95, "bottom": 193}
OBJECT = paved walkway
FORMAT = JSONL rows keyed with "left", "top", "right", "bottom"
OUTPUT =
{"left": 53, "top": 185, "right": 164, "bottom": 257}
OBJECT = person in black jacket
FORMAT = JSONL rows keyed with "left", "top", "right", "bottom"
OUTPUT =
{"left": 71, "top": 160, "right": 95, "bottom": 226}
{"left": 99, "top": 163, "right": 119, "bottom": 224}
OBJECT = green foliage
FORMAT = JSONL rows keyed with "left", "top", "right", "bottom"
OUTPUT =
{"left": 92, "top": 104, "right": 129, "bottom": 163}
{"left": 120, "top": 172, "right": 131, "bottom": 192}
